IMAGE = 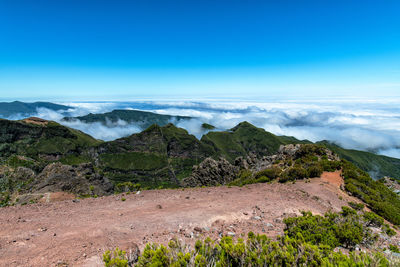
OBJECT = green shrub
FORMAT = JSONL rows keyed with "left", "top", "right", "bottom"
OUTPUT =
{"left": 295, "top": 144, "right": 326, "bottom": 159}
{"left": 103, "top": 248, "right": 129, "bottom": 267}
{"left": 284, "top": 208, "right": 376, "bottom": 250}
{"left": 106, "top": 208, "right": 395, "bottom": 266}
{"left": 281, "top": 166, "right": 308, "bottom": 182}
{"left": 389, "top": 244, "right": 400, "bottom": 253}
{"left": 342, "top": 160, "right": 400, "bottom": 225}
{"left": 117, "top": 232, "right": 388, "bottom": 266}
{"left": 255, "top": 167, "right": 281, "bottom": 180}
{"left": 348, "top": 201, "right": 365, "bottom": 211}
{"left": 363, "top": 212, "right": 384, "bottom": 227}
{"left": 307, "top": 164, "right": 324, "bottom": 178}
{"left": 382, "top": 224, "right": 397, "bottom": 237}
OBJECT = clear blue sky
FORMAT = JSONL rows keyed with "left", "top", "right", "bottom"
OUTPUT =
{"left": 0, "top": 0, "right": 399, "bottom": 100}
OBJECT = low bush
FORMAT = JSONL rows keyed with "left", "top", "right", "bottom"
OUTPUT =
{"left": 349, "top": 201, "right": 365, "bottom": 211}
{"left": 104, "top": 209, "right": 395, "bottom": 266}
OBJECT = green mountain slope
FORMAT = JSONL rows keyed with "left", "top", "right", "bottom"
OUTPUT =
{"left": 63, "top": 109, "right": 192, "bottom": 129}
{"left": 0, "top": 118, "right": 102, "bottom": 160}
{"left": 318, "top": 141, "right": 400, "bottom": 179}
{"left": 0, "top": 101, "right": 70, "bottom": 118}
{"left": 2, "top": 118, "right": 400, "bottom": 208}
{"left": 95, "top": 123, "right": 215, "bottom": 187}
{"left": 201, "top": 121, "right": 310, "bottom": 161}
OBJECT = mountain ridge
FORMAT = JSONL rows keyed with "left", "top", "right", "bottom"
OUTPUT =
{"left": 0, "top": 101, "right": 71, "bottom": 118}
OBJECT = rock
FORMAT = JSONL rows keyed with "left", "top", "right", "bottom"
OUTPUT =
{"left": 33, "top": 162, "right": 113, "bottom": 196}
{"left": 156, "top": 204, "right": 162, "bottom": 209}
{"left": 227, "top": 232, "right": 236, "bottom": 237}
{"left": 182, "top": 157, "right": 240, "bottom": 187}
{"left": 193, "top": 227, "right": 202, "bottom": 233}
{"left": 252, "top": 216, "right": 262, "bottom": 220}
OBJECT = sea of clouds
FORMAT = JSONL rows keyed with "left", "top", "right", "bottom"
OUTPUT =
{"left": 5, "top": 97, "right": 400, "bottom": 159}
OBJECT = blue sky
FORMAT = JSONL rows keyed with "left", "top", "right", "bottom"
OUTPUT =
{"left": 0, "top": 0, "right": 399, "bottom": 100}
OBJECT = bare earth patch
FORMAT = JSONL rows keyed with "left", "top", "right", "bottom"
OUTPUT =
{"left": 0, "top": 173, "right": 359, "bottom": 267}
{"left": 22, "top": 117, "right": 49, "bottom": 126}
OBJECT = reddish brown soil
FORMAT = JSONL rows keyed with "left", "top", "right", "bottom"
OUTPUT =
{"left": 0, "top": 172, "right": 356, "bottom": 267}
{"left": 22, "top": 117, "right": 49, "bottom": 126}
{"left": 320, "top": 170, "right": 343, "bottom": 188}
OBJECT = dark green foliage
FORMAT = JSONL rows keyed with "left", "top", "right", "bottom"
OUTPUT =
{"left": 284, "top": 208, "right": 376, "bottom": 250}
{"left": 306, "top": 164, "right": 324, "bottom": 178}
{"left": 201, "top": 122, "right": 288, "bottom": 162}
{"left": 389, "top": 244, "right": 400, "bottom": 253}
{"left": 363, "top": 212, "right": 384, "bottom": 227}
{"left": 201, "top": 123, "right": 215, "bottom": 130}
{"left": 280, "top": 165, "right": 308, "bottom": 182}
{"left": 382, "top": 224, "right": 397, "bottom": 237}
{"left": 58, "top": 154, "right": 91, "bottom": 165}
{"left": 295, "top": 144, "right": 327, "bottom": 159}
{"left": 348, "top": 201, "right": 365, "bottom": 211}
{"left": 107, "top": 232, "right": 389, "bottom": 267}
{"left": 0, "top": 119, "right": 101, "bottom": 159}
{"left": 342, "top": 160, "right": 400, "bottom": 225}
{"left": 254, "top": 167, "right": 281, "bottom": 181}
{"left": 6, "top": 155, "right": 36, "bottom": 169}
{"left": 319, "top": 141, "right": 400, "bottom": 180}
{"left": 100, "top": 152, "right": 168, "bottom": 171}
{"left": 105, "top": 208, "right": 395, "bottom": 266}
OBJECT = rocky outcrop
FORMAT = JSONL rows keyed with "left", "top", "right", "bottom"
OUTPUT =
{"left": 182, "top": 157, "right": 240, "bottom": 187}
{"left": 33, "top": 162, "right": 113, "bottom": 196}
{"left": 182, "top": 144, "right": 341, "bottom": 187}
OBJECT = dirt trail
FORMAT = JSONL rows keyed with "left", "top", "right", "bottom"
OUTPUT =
{"left": 0, "top": 171, "right": 351, "bottom": 267}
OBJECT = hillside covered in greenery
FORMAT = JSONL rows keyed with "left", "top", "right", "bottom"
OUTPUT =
{"left": 0, "top": 101, "right": 70, "bottom": 118}
{"left": 63, "top": 109, "right": 193, "bottom": 129}
{"left": 1, "top": 117, "right": 400, "bottom": 212}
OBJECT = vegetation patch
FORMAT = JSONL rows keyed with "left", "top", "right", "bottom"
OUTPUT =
{"left": 100, "top": 152, "right": 168, "bottom": 171}
{"left": 104, "top": 208, "right": 395, "bottom": 266}
{"left": 342, "top": 160, "right": 400, "bottom": 225}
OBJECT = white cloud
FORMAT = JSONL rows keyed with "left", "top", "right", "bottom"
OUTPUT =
{"left": 4, "top": 98, "right": 400, "bottom": 159}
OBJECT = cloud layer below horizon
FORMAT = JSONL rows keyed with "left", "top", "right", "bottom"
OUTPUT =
{"left": 5, "top": 98, "right": 400, "bottom": 159}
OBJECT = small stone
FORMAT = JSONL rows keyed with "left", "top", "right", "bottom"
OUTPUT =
{"left": 194, "top": 227, "right": 202, "bottom": 233}
{"left": 83, "top": 253, "right": 87, "bottom": 258}
{"left": 243, "top": 212, "right": 248, "bottom": 215}
{"left": 156, "top": 204, "right": 162, "bottom": 209}
{"left": 53, "top": 233, "right": 57, "bottom": 236}
{"left": 227, "top": 232, "right": 236, "bottom": 237}
{"left": 252, "top": 216, "right": 262, "bottom": 220}
{"left": 136, "top": 191, "right": 141, "bottom": 195}
{"left": 72, "top": 199, "right": 80, "bottom": 203}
